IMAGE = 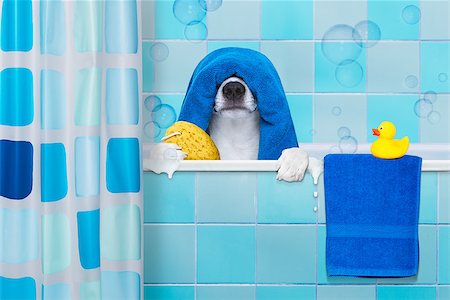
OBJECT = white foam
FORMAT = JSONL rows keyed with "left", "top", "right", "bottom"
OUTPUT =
{"left": 307, "top": 157, "right": 324, "bottom": 185}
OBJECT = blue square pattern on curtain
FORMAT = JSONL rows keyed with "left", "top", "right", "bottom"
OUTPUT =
{"left": 0, "top": 0, "right": 33, "bottom": 51}
{"left": 41, "top": 143, "right": 68, "bottom": 202}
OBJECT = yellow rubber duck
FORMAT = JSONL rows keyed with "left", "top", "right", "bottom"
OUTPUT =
{"left": 371, "top": 121, "right": 409, "bottom": 159}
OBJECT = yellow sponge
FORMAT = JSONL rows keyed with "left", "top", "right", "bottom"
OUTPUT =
{"left": 163, "top": 121, "right": 220, "bottom": 160}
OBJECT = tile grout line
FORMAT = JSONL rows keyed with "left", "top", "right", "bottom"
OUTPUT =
{"left": 194, "top": 172, "right": 198, "bottom": 300}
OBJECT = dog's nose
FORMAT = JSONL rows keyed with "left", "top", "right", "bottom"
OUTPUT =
{"left": 222, "top": 81, "right": 245, "bottom": 101}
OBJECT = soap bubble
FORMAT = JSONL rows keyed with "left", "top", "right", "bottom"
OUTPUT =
{"left": 164, "top": 148, "right": 179, "bottom": 160}
{"left": 402, "top": 5, "right": 421, "bottom": 25}
{"left": 173, "top": 0, "right": 206, "bottom": 25}
{"left": 321, "top": 24, "right": 362, "bottom": 65}
{"left": 424, "top": 91, "right": 437, "bottom": 103}
{"left": 338, "top": 126, "right": 351, "bottom": 138}
{"left": 150, "top": 43, "right": 169, "bottom": 62}
{"left": 144, "top": 121, "right": 161, "bottom": 138}
{"left": 414, "top": 98, "right": 433, "bottom": 118}
{"left": 330, "top": 145, "right": 340, "bottom": 154}
{"left": 152, "top": 104, "right": 177, "bottom": 128}
{"left": 332, "top": 106, "right": 342, "bottom": 116}
{"left": 339, "top": 136, "right": 358, "bottom": 153}
{"left": 144, "top": 95, "right": 162, "bottom": 112}
{"left": 404, "top": 75, "right": 418, "bottom": 88}
{"left": 353, "top": 20, "right": 381, "bottom": 48}
{"left": 199, "top": 0, "right": 222, "bottom": 11}
{"left": 439, "top": 73, "right": 448, "bottom": 82}
{"left": 184, "top": 21, "right": 208, "bottom": 42}
{"left": 335, "top": 60, "right": 364, "bottom": 88}
{"left": 428, "top": 111, "right": 441, "bottom": 124}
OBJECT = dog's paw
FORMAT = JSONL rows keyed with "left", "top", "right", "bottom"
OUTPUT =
{"left": 276, "top": 147, "right": 309, "bottom": 182}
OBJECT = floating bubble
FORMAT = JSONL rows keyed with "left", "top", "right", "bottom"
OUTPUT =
{"left": 424, "top": 91, "right": 438, "bottom": 103}
{"left": 338, "top": 126, "right": 351, "bottom": 138}
{"left": 335, "top": 60, "right": 364, "bottom": 88}
{"left": 184, "top": 21, "right": 208, "bottom": 42}
{"left": 164, "top": 148, "right": 179, "bottom": 160}
{"left": 329, "top": 145, "right": 340, "bottom": 154}
{"left": 428, "top": 111, "right": 441, "bottom": 124}
{"left": 404, "top": 75, "right": 418, "bottom": 88}
{"left": 339, "top": 136, "right": 358, "bottom": 154}
{"left": 353, "top": 20, "right": 381, "bottom": 48}
{"left": 144, "top": 95, "right": 162, "bottom": 112}
{"left": 414, "top": 98, "right": 433, "bottom": 118}
{"left": 150, "top": 43, "right": 169, "bottom": 62}
{"left": 199, "top": 0, "right": 222, "bottom": 11}
{"left": 439, "top": 73, "right": 448, "bottom": 82}
{"left": 144, "top": 121, "right": 161, "bottom": 138}
{"left": 321, "top": 24, "right": 363, "bottom": 65}
{"left": 152, "top": 104, "right": 177, "bottom": 128}
{"left": 402, "top": 5, "right": 421, "bottom": 25}
{"left": 332, "top": 106, "right": 342, "bottom": 116}
{"left": 173, "top": 0, "right": 206, "bottom": 25}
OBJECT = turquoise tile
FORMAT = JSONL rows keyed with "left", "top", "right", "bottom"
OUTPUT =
{"left": 208, "top": 41, "right": 260, "bottom": 53}
{"left": 1, "top": 0, "right": 33, "bottom": 51}
{"left": 439, "top": 286, "right": 450, "bottom": 300}
{"left": 74, "top": 68, "right": 102, "bottom": 126}
{"left": 197, "top": 226, "right": 255, "bottom": 283}
{"left": 420, "top": 94, "right": 450, "bottom": 143}
{"left": 314, "top": 42, "right": 367, "bottom": 93}
{"left": 197, "top": 286, "right": 255, "bottom": 300}
{"left": 144, "top": 172, "right": 195, "bottom": 223}
{"left": 154, "top": 0, "right": 186, "bottom": 39}
{"left": 313, "top": 94, "right": 367, "bottom": 144}
{"left": 73, "top": 1, "right": 102, "bottom": 52}
{"left": 378, "top": 226, "right": 437, "bottom": 284}
{"left": 41, "top": 143, "right": 68, "bottom": 202}
{"left": 207, "top": 1, "right": 260, "bottom": 39}
{"left": 142, "top": 0, "right": 155, "bottom": 39}
{"left": 367, "top": 95, "right": 419, "bottom": 143}
{"left": 142, "top": 41, "right": 206, "bottom": 93}
{"left": 367, "top": 42, "right": 419, "bottom": 93}
{"left": 439, "top": 173, "right": 450, "bottom": 224}
{"left": 421, "top": 42, "right": 450, "bottom": 93}
{"left": 317, "top": 286, "right": 376, "bottom": 300}
{"left": 420, "top": 1, "right": 450, "bottom": 40}
{"left": 368, "top": 1, "right": 420, "bottom": 40}
{"left": 144, "top": 286, "right": 194, "bottom": 300}
{"left": 257, "top": 172, "right": 316, "bottom": 224}
{"left": 197, "top": 173, "right": 256, "bottom": 223}
{"left": 42, "top": 213, "right": 71, "bottom": 274}
{"left": 101, "top": 271, "right": 140, "bottom": 300}
{"left": 260, "top": 42, "right": 314, "bottom": 93}
{"left": 377, "top": 286, "right": 436, "bottom": 300}
{"left": 287, "top": 95, "right": 313, "bottom": 143}
{"left": 144, "top": 225, "right": 195, "bottom": 284}
{"left": 0, "top": 277, "right": 36, "bottom": 299}
{"left": 419, "top": 173, "right": 438, "bottom": 224}
{"left": 317, "top": 226, "right": 376, "bottom": 285}
{"left": 439, "top": 226, "right": 450, "bottom": 284}
{"left": 256, "top": 286, "right": 316, "bottom": 300}
{"left": 256, "top": 225, "right": 316, "bottom": 284}
{"left": 261, "top": 0, "right": 313, "bottom": 40}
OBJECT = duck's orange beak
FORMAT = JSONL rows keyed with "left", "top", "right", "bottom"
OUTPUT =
{"left": 372, "top": 128, "right": 380, "bottom": 136}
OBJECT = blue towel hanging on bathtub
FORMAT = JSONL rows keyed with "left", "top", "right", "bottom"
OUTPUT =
{"left": 324, "top": 154, "right": 422, "bottom": 277}
{"left": 178, "top": 47, "right": 298, "bottom": 160}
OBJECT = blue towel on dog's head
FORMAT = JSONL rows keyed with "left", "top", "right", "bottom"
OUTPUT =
{"left": 324, "top": 154, "right": 422, "bottom": 277}
{"left": 178, "top": 47, "right": 298, "bottom": 160}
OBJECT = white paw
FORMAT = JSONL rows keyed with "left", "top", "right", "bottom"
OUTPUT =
{"left": 143, "top": 143, "right": 187, "bottom": 179}
{"left": 276, "top": 147, "right": 309, "bottom": 182}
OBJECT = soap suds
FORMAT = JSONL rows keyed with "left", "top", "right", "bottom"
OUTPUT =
{"left": 143, "top": 143, "right": 186, "bottom": 179}
{"left": 307, "top": 157, "right": 324, "bottom": 185}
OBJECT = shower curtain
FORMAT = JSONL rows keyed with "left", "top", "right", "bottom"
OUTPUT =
{"left": 0, "top": 1, "right": 142, "bottom": 299}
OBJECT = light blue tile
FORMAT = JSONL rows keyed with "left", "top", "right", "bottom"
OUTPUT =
{"left": 420, "top": 1, "right": 450, "bottom": 40}
{"left": 257, "top": 172, "right": 316, "bottom": 224}
{"left": 75, "top": 137, "right": 100, "bottom": 197}
{"left": 1, "top": 0, "right": 33, "bottom": 51}
{"left": 314, "top": 42, "right": 366, "bottom": 93}
{"left": 197, "top": 286, "right": 255, "bottom": 300}
{"left": 101, "top": 271, "right": 140, "bottom": 300}
{"left": 287, "top": 95, "right": 313, "bottom": 143}
{"left": 42, "top": 283, "right": 70, "bottom": 300}
{"left": 439, "top": 226, "right": 450, "bottom": 284}
{"left": 144, "top": 225, "right": 195, "bottom": 284}
{"left": 261, "top": 0, "right": 313, "bottom": 40}
{"left": 154, "top": 0, "right": 186, "bottom": 39}
{"left": 105, "top": 0, "right": 138, "bottom": 53}
{"left": 256, "top": 225, "right": 316, "bottom": 284}
{"left": 377, "top": 286, "right": 436, "bottom": 300}
{"left": 143, "top": 41, "right": 206, "bottom": 93}
{"left": 439, "top": 286, "right": 450, "bottom": 300}
{"left": 367, "top": 42, "right": 419, "bottom": 93}
{"left": 144, "top": 172, "right": 195, "bottom": 223}
{"left": 197, "top": 226, "right": 255, "bottom": 283}
{"left": 207, "top": 1, "right": 260, "bottom": 39}
{"left": 368, "top": 1, "right": 420, "bottom": 40}
{"left": 144, "top": 286, "right": 194, "bottom": 300}
{"left": 197, "top": 173, "right": 256, "bottom": 223}
{"left": 256, "top": 286, "right": 316, "bottom": 300}
{"left": 317, "top": 226, "right": 376, "bottom": 285}
{"left": 439, "top": 173, "right": 450, "bottom": 224}
{"left": 378, "top": 226, "right": 437, "bottom": 284}
{"left": 419, "top": 173, "right": 438, "bottom": 224}
{"left": 261, "top": 41, "right": 314, "bottom": 93}
{"left": 419, "top": 94, "right": 450, "bottom": 143}
{"left": 313, "top": 94, "right": 367, "bottom": 144}
{"left": 40, "top": 70, "right": 66, "bottom": 129}
{"left": 208, "top": 41, "right": 260, "bottom": 53}
{"left": 317, "top": 286, "right": 376, "bottom": 300}
{"left": 367, "top": 95, "right": 419, "bottom": 143}
{"left": 142, "top": 0, "right": 155, "bottom": 39}
{"left": 40, "top": 0, "right": 66, "bottom": 55}
{"left": 421, "top": 42, "right": 450, "bottom": 93}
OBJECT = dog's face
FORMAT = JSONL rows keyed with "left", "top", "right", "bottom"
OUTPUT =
{"left": 213, "top": 76, "right": 257, "bottom": 119}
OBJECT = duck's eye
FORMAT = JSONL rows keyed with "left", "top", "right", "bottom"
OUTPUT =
{"left": 380, "top": 127, "right": 383, "bottom": 130}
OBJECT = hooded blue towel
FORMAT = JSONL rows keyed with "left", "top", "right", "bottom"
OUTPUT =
{"left": 324, "top": 154, "right": 422, "bottom": 277}
{"left": 178, "top": 47, "right": 298, "bottom": 160}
